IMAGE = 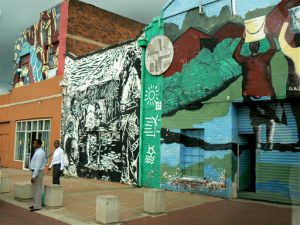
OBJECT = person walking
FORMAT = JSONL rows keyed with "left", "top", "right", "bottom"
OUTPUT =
{"left": 29, "top": 139, "right": 46, "bottom": 212}
{"left": 48, "top": 140, "right": 64, "bottom": 185}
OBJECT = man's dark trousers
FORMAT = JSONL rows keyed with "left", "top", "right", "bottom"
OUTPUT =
{"left": 53, "top": 164, "right": 61, "bottom": 184}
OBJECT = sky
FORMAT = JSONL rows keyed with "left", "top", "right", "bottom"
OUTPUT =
{"left": 0, "top": 0, "right": 168, "bottom": 95}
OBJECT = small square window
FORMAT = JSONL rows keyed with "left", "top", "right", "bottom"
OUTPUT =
{"left": 19, "top": 54, "right": 30, "bottom": 78}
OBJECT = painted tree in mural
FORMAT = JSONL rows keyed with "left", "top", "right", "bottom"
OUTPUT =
{"left": 163, "top": 38, "right": 241, "bottom": 115}
{"left": 62, "top": 40, "right": 142, "bottom": 184}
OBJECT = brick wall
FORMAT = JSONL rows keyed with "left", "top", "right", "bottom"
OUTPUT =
{"left": 67, "top": 0, "right": 145, "bottom": 56}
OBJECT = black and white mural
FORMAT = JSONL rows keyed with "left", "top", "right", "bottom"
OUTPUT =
{"left": 62, "top": 38, "right": 142, "bottom": 184}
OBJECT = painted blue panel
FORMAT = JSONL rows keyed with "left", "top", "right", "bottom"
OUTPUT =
{"left": 161, "top": 143, "right": 181, "bottom": 166}
{"left": 20, "top": 42, "right": 43, "bottom": 82}
{"left": 164, "top": 0, "right": 199, "bottom": 19}
{"left": 182, "top": 129, "right": 204, "bottom": 139}
{"left": 164, "top": 13, "right": 187, "bottom": 29}
{"left": 163, "top": 0, "right": 281, "bottom": 29}
{"left": 194, "top": 108, "right": 233, "bottom": 144}
{"left": 204, "top": 150, "right": 231, "bottom": 159}
{"left": 205, "top": 165, "right": 223, "bottom": 180}
{"left": 203, "top": 0, "right": 232, "bottom": 17}
{"left": 235, "top": 0, "right": 281, "bottom": 18}
{"left": 181, "top": 147, "right": 204, "bottom": 168}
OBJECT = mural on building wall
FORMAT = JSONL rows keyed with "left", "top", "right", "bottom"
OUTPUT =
{"left": 160, "top": 129, "right": 229, "bottom": 196}
{"left": 159, "top": 0, "right": 300, "bottom": 199}
{"left": 63, "top": 40, "right": 141, "bottom": 184}
{"left": 13, "top": 5, "right": 61, "bottom": 87}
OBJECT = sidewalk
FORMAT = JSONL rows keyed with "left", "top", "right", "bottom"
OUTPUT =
{"left": 0, "top": 168, "right": 222, "bottom": 225}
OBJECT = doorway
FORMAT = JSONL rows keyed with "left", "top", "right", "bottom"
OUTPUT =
{"left": 0, "top": 122, "right": 10, "bottom": 167}
{"left": 23, "top": 132, "right": 43, "bottom": 170}
{"left": 238, "top": 134, "right": 256, "bottom": 192}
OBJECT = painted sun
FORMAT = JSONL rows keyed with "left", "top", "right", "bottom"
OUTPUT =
{"left": 145, "top": 85, "right": 159, "bottom": 106}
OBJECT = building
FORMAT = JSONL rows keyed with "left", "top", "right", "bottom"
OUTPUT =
{"left": 139, "top": 0, "right": 300, "bottom": 204}
{"left": 0, "top": 0, "right": 144, "bottom": 172}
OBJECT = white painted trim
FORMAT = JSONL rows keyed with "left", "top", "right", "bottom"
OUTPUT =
{"left": 0, "top": 94, "right": 61, "bottom": 109}
{"left": 67, "top": 33, "right": 110, "bottom": 48}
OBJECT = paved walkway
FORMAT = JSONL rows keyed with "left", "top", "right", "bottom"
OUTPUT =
{"left": 0, "top": 168, "right": 221, "bottom": 224}
{"left": 0, "top": 168, "right": 298, "bottom": 225}
{"left": 0, "top": 199, "right": 69, "bottom": 225}
{"left": 124, "top": 200, "right": 295, "bottom": 225}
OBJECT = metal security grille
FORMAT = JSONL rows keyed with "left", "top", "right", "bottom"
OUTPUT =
{"left": 237, "top": 102, "right": 300, "bottom": 203}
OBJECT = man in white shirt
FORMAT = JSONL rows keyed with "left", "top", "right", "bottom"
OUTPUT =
{"left": 29, "top": 139, "right": 46, "bottom": 212}
{"left": 48, "top": 140, "right": 64, "bottom": 185}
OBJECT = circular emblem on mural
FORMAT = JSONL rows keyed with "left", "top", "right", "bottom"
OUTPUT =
{"left": 145, "top": 35, "right": 174, "bottom": 76}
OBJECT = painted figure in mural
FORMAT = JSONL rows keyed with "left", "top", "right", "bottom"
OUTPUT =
{"left": 279, "top": 20, "right": 300, "bottom": 95}
{"left": 119, "top": 49, "right": 141, "bottom": 184}
{"left": 83, "top": 88, "right": 102, "bottom": 167}
{"left": 234, "top": 28, "right": 278, "bottom": 150}
{"left": 279, "top": 19, "right": 300, "bottom": 146}
{"left": 64, "top": 121, "right": 79, "bottom": 169}
{"left": 85, "top": 132, "right": 99, "bottom": 167}
{"left": 84, "top": 88, "right": 100, "bottom": 131}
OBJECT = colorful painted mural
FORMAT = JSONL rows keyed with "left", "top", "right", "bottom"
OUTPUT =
{"left": 160, "top": 129, "right": 229, "bottom": 196}
{"left": 62, "top": 39, "right": 142, "bottom": 184}
{"left": 141, "top": 0, "right": 300, "bottom": 203}
{"left": 13, "top": 4, "right": 62, "bottom": 87}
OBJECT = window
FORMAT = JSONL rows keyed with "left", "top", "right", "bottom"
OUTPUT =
{"left": 181, "top": 148, "right": 204, "bottom": 177}
{"left": 15, "top": 119, "right": 51, "bottom": 168}
{"left": 180, "top": 129, "right": 204, "bottom": 177}
{"left": 19, "top": 54, "right": 30, "bottom": 77}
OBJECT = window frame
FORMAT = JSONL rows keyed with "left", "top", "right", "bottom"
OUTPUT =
{"left": 14, "top": 119, "right": 51, "bottom": 163}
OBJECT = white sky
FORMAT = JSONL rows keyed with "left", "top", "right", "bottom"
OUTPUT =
{"left": 0, "top": 0, "right": 167, "bottom": 94}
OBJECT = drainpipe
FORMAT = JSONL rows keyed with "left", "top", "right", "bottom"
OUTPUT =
{"left": 231, "top": 0, "right": 236, "bottom": 16}
{"left": 138, "top": 37, "right": 148, "bottom": 186}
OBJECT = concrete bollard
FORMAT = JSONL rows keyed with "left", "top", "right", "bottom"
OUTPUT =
{"left": 44, "top": 184, "right": 63, "bottom": 207}
{"left": 0, "top": 176, "right": 9, "bottom": 193}
{"left": 96, "top": 195, "right": 120, "bottom": 224}
{"left": 144, "top": 189, "right": 165, "bottom": 214}
{"left": 14, "top": 183, "right": 33, "bottom": 200}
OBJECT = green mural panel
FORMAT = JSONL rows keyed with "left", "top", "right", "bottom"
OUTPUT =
{"left": 162, "top": 101, "right": 233, "bottom": 129}
{"left": 163, "top": 38, "right": 242, "bottom": 116}
{"left": 139, "top": 17, "right": 164, "bottom": 188}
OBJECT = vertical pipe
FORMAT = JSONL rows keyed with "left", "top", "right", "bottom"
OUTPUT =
{"left": 237, "top": 139, "right": 240, "bottom": 191}
{"left": 231, "top": 0, "right": 236, "bottom": 16}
